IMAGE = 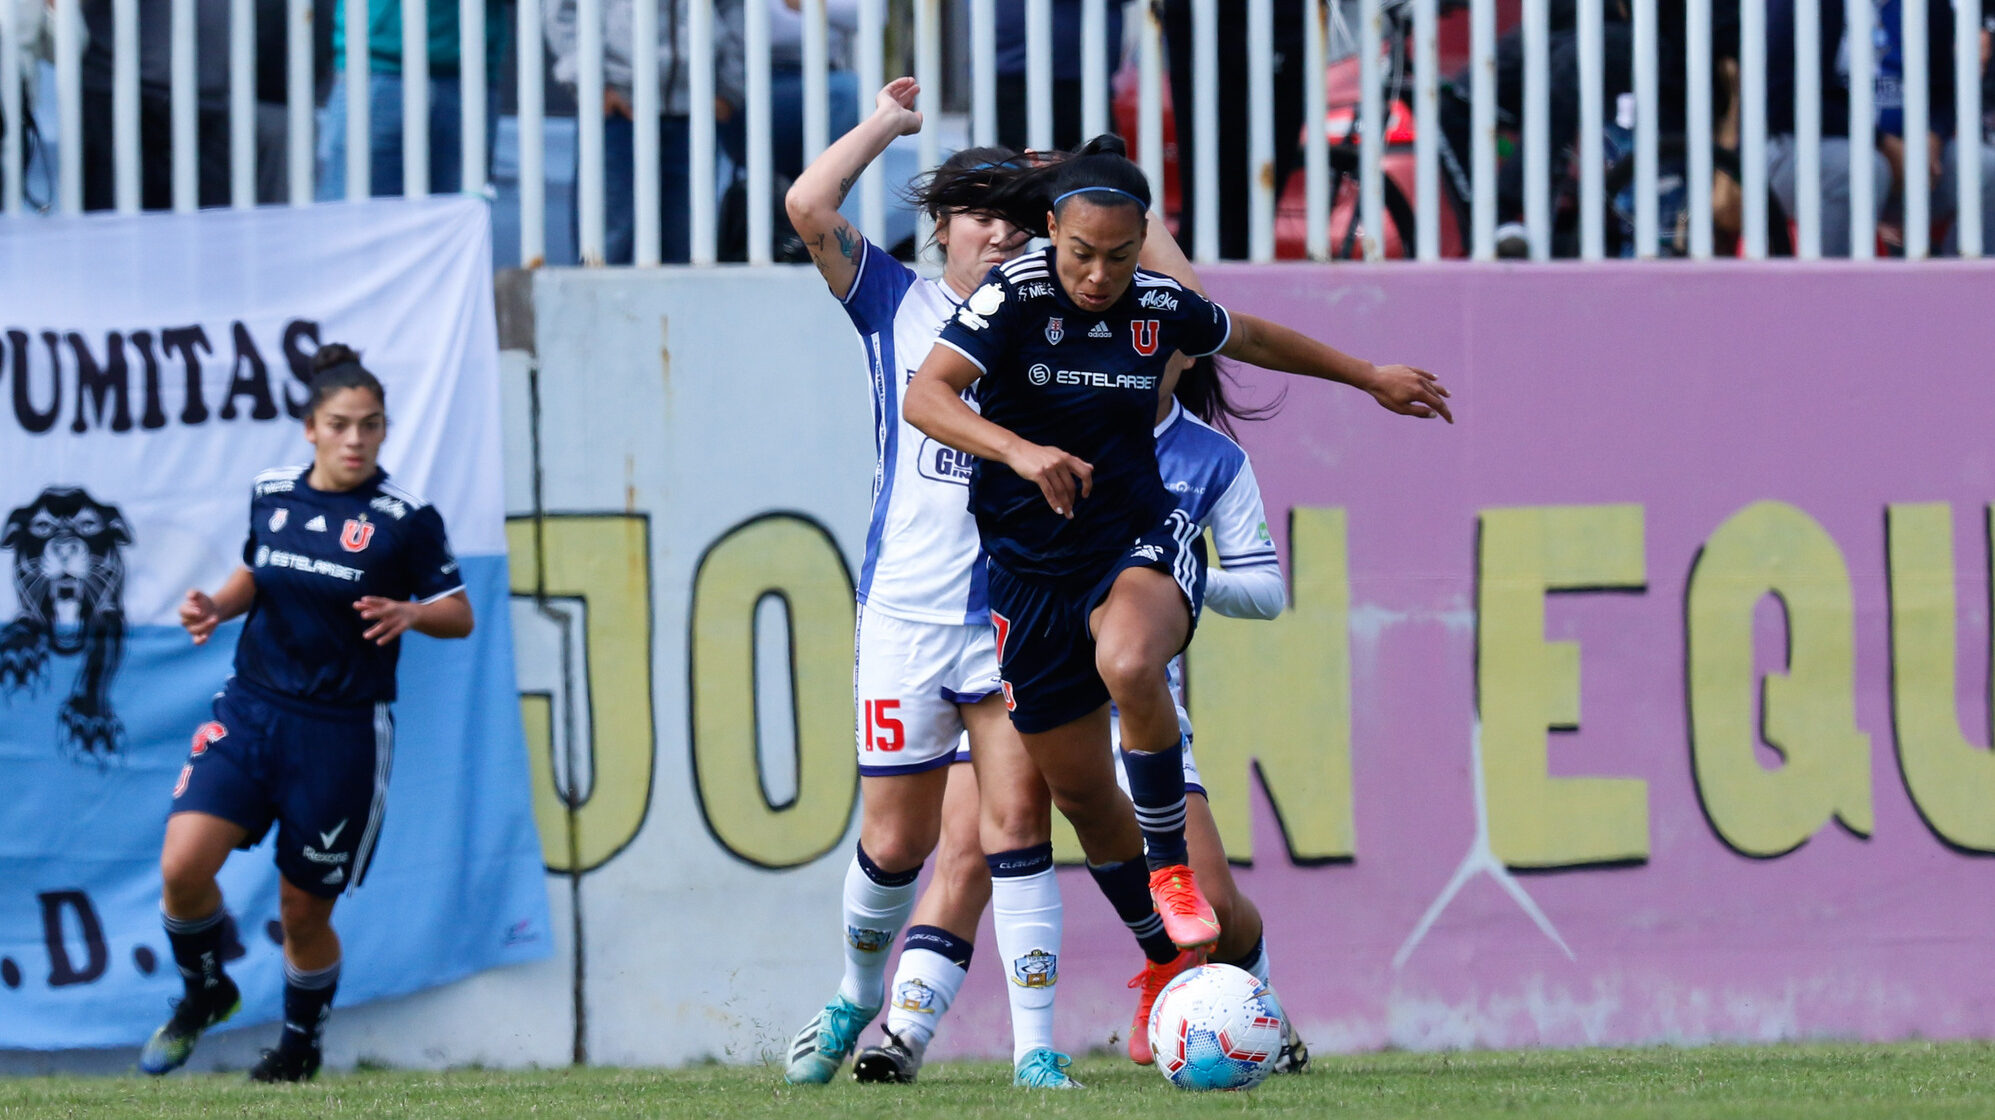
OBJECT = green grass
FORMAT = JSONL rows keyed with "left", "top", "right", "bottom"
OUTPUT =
{"left": 5, "top": 1043, "right": 1995, "bottom": 1119}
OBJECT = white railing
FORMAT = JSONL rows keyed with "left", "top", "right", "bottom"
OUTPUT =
{"left": 0, "top": 0, "right": 1986, "bottom": 263}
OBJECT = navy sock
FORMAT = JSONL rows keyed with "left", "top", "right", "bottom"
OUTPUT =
{"left": 162, "top": 907, "right": 230, "bottom": 999}
{"left": 280, "top": 959, "right": 340, "bottom": 1054}
{"left": 1120, "top": 740, "right": 1190, "bottom": 870}
{"left": 856, "top": 841, "right": 923, "bottom": 887}
{"left": 1088, "top": 859, "right": 1179, "bottom": 964}
{"left": 1219, "top": 936, "right": 1264, "bottom": 975}
{"left": 901, "top": 924, "right": 974, "bottom": 970}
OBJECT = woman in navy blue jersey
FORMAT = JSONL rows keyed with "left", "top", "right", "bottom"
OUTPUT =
{"left": 140, "top": 344, "right": 473, "bottom": 1083}
{"left": 904, "top": 138, "right": 1450, "bottom": 951}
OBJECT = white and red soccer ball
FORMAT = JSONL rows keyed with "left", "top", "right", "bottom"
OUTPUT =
{"left": 1146, "top": 962, "right": 1287, "bottom": 1091}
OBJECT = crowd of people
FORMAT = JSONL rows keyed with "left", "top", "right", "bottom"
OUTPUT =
{"left": 5, "top": 0, "right": 1991, "bottom": 258}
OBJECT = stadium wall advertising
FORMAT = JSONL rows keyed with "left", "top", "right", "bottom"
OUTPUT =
{"left": 0, "top": 200, "right": 551, "bottom": 1060}
{"left": 9, "top": 244, "right": 1995, "bottom": 1069}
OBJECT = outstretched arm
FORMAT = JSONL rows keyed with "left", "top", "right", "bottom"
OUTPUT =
{"left": 904, "top": 347, "right": 1094, "bottom": 519}
{"left": 1220, "top": 312, "right": 1453, "bottom": 422}
{"left": 178, "top": 567, "right": 256, "bottom": 646}
{"left": 785, "top": 77, "right": 923, "bottom": 299}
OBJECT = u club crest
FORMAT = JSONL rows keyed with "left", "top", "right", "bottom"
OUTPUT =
{"left": 1044, "top": 316, "right": 1064, "bottom": 345}
{"left": 340, "top": 517, "right": 375, "bottom": 553}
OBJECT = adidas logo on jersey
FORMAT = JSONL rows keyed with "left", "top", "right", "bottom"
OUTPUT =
{"left": 304, "top": 515, "right": 327, "bottom": 532}
{"left": 1088, "top": 321, "right": 1112, "bottom": 338}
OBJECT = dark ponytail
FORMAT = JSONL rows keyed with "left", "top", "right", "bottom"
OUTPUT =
{"left": 1176, "top": 354, "right": 1283, "bottom": 438}
{"left": 911, "top": 134, "right": 1151, "bottom": 238}
{"left": 305, "top": 343, "right": 386, "bottom": 418}
{"left": 904, "top": 145, "right": 1028, "bottom": 226}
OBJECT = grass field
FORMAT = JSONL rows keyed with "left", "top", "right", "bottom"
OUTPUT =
{"left": 6, "top": 1043, "right": 1995, "bottom": 1120}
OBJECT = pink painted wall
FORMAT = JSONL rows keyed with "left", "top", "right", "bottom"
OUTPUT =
{"left": 932, "top": 262, "right": 1995, "bottom": 1057}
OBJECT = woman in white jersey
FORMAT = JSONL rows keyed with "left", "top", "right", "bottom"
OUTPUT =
{"left": 779, "top": 78, "right": 1120, "bottom": 1089}
{"left": 849, "top": 352, "right": 1311, "bottom": 1081}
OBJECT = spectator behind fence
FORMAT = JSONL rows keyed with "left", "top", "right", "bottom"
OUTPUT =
{"left": 1765, "top": 0, "right": 1891, "bottom": 255}
{"left": 79, "top": 0, "right": 290, "bottom": 209}
{"left": 1161, "top": 0, "right": 1304, "bottom": 259}
{"left": 993, "top": 0, "right": 1123, "bottom": 153}
{"left": 318, "top": 0, "right": 507, "bottom": 200}
{"left": 1435, "top": 0, "right": 1729, "bottom": 255}
{"left": 545, "top": 0, "right": 746, "bottom": 263}
{"left": 1769, "top": 0, "right": 1994, "bottom": 255}
{"left": 759, "top": 0, "right": 860, "bottom": 182}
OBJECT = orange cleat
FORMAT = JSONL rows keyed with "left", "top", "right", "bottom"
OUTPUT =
{"left": 1126, "top": 948, "right": 1206, "bottom": 1065}
{"left": 1147, "top": 864, "right": 1220, "bottom": 950}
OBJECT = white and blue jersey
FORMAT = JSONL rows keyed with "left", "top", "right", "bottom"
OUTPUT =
{"left": 839, "top": 237, "right": 991, "bottom": 626}
{"left": 1152, "top": 398, "right": 1285, "bottom": 709}
{"left": 236, "top": 465, "right": 463, "bottom": 708}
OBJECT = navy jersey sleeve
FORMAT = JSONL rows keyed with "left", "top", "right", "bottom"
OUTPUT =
{"left": 933, "top": 266, "right": 1022, "bottom": 375}
{"left": 240, "top": 486, "right": 258, "bottom": 566}
{"left": 838, "top": 236, "right": 918, "bottom": 336}
{"left": 1176, "top": 288, "right": 1233, "bottom": 359}
{"left": 403, "top": 506, "right": 465, "bottom": 603}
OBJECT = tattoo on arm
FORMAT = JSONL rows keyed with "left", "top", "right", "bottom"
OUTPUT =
{"left": 834, "top": 223, "right": 860, "bottom": 264}
{"left": 835, "top": 174, "right": 856, "bottom": 205}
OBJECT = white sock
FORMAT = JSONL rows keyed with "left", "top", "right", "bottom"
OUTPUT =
{"left": 1245, "top": 936, "right": 1273, "bottom": 986}
{"left": 883, "top": 947, "right": 969, "bottom": 1048}
{"left": 988, "top": 849, "right": 1061, "bottom": 1063}
{"left": 837, "top": 852, "right": 918, "bottom": 1008}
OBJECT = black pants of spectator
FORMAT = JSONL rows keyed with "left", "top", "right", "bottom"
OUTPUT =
{"left": 996, "top": 74, "right": 1093, "bottom": 154}
{"left": 1162, "top": 0, "right": 1307, "bottom": 260}
{"left": 1436, "top": 23, "right": 1689, "bottom": 226}
{"left": 81, "top": 89, "right": 231, "bottom": 211}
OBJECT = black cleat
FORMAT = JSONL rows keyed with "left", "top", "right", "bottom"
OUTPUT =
{"left": 1273, "top": 1020, "right": 1311, "bottom": 1074}
{"left": 852, "top": 1029, "right": 925, "bottom": 1084}
{"left": 248, "top": 1045, "right": 322, "bottom": 1083}
{"left": 139, "top": 977, "right": 241, "bottom": 1076}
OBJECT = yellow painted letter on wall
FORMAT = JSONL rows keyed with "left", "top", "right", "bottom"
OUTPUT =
{"left": 1184, "top": 507, "right": 1355, "bottom": 864}
{"left": 507, "top": 514, "right": 657, "bottom": 873}
{"left": 1887, "top": 503, "right": 1995, "bottom": 851}
{"left": 689, "top": 513, "right": 858, "bottom": 868}
{"left": 1477, "top": 505, "right": 1649, "bottom": 868}
{"left": 1687, "top": 500, "right": 1872, "bottom": 856}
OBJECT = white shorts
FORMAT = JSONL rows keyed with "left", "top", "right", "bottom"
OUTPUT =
{"left": 1110, "top": 710, "right": 1205, "bottom": 795}
{"left": 854, "top": 607, "right": 1002, "bottom": 776}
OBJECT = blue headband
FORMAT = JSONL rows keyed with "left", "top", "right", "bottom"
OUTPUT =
{"left": 1052, "top": 186, "right": 1146, "bottom": 210}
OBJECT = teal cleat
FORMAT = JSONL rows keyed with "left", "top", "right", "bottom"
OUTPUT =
{"left": 1013, "top": 1047, "right": 1082, "bottom": 1089}
{"left": 138, "top": 978, "right": 241, "bottom": 1076}
{"left": 783, "top": 994, "right": 879, "bottom": 1084}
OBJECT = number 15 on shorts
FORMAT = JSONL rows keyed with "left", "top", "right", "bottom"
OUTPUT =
{"left": 862, "top": 699, "right": 905, "bottom": 752}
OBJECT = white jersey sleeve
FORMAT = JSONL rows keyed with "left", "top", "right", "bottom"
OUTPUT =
{"left": 1202, "top": 459, "right": 1285, "bottom": 620}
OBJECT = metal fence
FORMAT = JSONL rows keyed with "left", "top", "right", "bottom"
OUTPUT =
{"left": 1, "top": 0, "right": 1987, "bottom": 263}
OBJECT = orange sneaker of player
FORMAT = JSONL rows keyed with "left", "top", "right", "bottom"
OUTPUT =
{"left": 1147, "top": 864, "right": 1220, "bottom": 950}
{"left": 1126, "top": 948, "right": 1206, "bottom": 1065}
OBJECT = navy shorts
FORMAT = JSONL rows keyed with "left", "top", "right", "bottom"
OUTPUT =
{"left": 170, "top": 678, "right": 394, "bottom": 899}
{"left": 988, "top": 509, "right": 1207, "bottom": 735}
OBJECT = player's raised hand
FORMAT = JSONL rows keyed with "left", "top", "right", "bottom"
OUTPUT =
{"left": 876, "top": 77, "right": 923, "bottom": 136}
{"left": 354, "top": 597, "right": 417, "bottom": 646}
{"left": 1366, "top": 363, "right": 1453, "bottom": 423}
{"left": 179, "top": 590, "right": 220, "bottom": 645}
{"left": 1006, "top": 442, "right": 1094, "bottom": 519}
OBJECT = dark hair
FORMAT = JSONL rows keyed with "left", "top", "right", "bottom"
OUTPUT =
{"left": 904, "top": 145, "right": 1028, "bottom": 226}
{"left": 1175, "top": 354, "right": 1283, "bottom": 438}
{"left": 305, "top": 343, "right": 386, "bottom": 418}
{"left": 913, "top": 134, "right": 1151, "bottom": 239}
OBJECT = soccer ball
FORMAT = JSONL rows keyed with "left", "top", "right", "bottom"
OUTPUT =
{"left": 1146, "top": 962, "right": 1286, "bottom": 1091}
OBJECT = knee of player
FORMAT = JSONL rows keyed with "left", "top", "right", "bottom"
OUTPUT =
{"left": 157, "top": 854, "right": 215, "bottom": 904}
{"left": 278, "top": 884, "right": 336, "bottom": 934}
{"left": 1093, "top": 641, "right": 1168, "bottom": 699}
{"left": 980, "top": 801, "right": 1052, "bottom": 852}
{"left": 856, "top": 831, "right": 934, "bottom": 877}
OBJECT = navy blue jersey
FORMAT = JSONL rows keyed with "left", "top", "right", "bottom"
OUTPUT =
{"left": 235, "top": 465, "right": 463, "bottom": 707}
{"left": 934, "top": 248, "right": 1232, "bottom": 582}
